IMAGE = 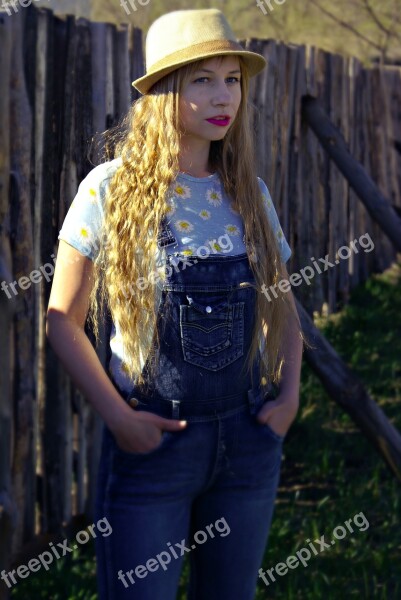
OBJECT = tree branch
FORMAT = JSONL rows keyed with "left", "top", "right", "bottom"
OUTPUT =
{"left": 361, "top": 0, "right": 392, "bottom": 37}
{"left": 308, "top": 0, "right": 383, "bottom": 53}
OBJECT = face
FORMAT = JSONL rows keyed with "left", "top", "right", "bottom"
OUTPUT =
{"left": 178, "top": 55, "right": 242, "bottom": 143}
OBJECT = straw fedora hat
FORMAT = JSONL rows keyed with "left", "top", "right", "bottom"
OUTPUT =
{"left": 132, "top": 8, "right": 267, "bottom": 95}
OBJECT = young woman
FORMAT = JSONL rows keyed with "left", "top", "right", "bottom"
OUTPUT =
{"left": 46, "top": 8, "right": 303, "bottom": 600}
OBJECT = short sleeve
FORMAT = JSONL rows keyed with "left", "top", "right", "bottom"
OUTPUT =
{"left": 57, "top": 162, "right": 117, "bottom": 261}
{"left": 258, "top": 177, "right": 292, "bottom": 264}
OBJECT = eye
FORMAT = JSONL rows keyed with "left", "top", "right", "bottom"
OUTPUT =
{"left": 193, "top": 77, "right": 241, "bottom": 84}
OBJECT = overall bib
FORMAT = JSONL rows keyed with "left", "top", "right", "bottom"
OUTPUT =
{"left": 95, "top": 250, "right": 285, "bottom": 600}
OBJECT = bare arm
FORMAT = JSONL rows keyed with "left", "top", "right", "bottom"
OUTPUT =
{"left": 256, "top": 264, "right": 303, "bottom": 436}
{"left": 275, "top": 264, "right": 303, "bottom": 405}
{"left": 46, "top": 241, "right": 130, "bottom": 429}
{"left": 46, "top": 240, "right": 186, "bottom": 452}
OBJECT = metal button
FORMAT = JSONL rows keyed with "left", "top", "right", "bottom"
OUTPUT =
{"left": 128, "top": 397, "right": 139, "bottom": 408}
{"left": 206, "top": 306, "right": 212, "bottom": 313}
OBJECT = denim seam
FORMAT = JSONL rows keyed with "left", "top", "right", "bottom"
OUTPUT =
{"left": 102, "top": 433, "right": 116, "bottom": 600}
{"left": 203, "top": 416, "right": 225, "bottom": 490}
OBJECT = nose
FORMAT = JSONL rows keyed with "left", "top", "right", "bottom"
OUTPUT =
{"left": 211, "top": 79, "right": 234, "bottom": 106}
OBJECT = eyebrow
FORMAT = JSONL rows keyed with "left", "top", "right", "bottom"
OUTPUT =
{"left": 194, "top": 68, "right": 241, "bottom": 74}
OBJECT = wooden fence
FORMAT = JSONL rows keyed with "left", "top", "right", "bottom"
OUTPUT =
{"left": 0, "top": 3, "right": 400, "bottom": 575}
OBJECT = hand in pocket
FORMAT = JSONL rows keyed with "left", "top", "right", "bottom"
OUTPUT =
{"left": 256, "top": 393, "right": 299, "bottom": 438}
{"left": 109, "top": 403, "right": 187, "bottom": 454}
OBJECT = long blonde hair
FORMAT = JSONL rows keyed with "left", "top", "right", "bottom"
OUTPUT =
{"left": 88, "top": 55, "right": 303, "bottom": 390}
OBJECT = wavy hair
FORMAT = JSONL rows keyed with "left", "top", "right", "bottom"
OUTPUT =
{"left": 88, "top": 55, "right": 304, "bottom": 391}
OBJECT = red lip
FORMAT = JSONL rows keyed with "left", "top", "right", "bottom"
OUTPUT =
{"left": 206, "top": 116, "right": 231, "bottom": 127}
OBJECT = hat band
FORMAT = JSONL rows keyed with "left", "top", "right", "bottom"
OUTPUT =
{"left": 147, "top": 39, "right": 245, "bottom": 75}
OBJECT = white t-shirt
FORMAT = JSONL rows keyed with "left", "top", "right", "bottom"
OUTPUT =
{"left": 58, "top": 157, "right": 292, "bottom": 393}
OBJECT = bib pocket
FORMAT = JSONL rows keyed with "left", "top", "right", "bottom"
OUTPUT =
{"left": 179, "top": 292, "right": 244, "bottom": 371}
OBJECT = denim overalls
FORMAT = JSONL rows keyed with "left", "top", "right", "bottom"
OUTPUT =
{"left": 95, "top": 246, "right": 285, "bottom": 600}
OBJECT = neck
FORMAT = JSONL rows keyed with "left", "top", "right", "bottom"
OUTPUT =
{"left": 178, "top": 138, "right": 211, "bottom": 177}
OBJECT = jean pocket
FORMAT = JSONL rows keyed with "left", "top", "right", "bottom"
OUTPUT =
{"left": 179, "top": 294, "right": 244, "bottom": 371}
{"left": 254, "top": 389, "right": 285, "bottom": 443}
{"left": 260, "top": 421, "right": 285, "bottom": 443}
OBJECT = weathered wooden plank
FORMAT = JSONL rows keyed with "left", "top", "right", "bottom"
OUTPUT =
{"left": 377, "top": 67, "right": 398, "bottom": 268}
{"left": 368, "top": 67, "right": 392, "bottom": 272}
{"left": 90, "top": 22, "right": 108, "bottom": 162}
{"left": 275, "top": 43, "right": 298, "bottom": 240}
{"left": 75, "top": 18, "right": 93, "bottom": 180}
{"left": 114, "top": 23, "right": 131, "bottom": 121}
{"left": 248, "top": 38, "right": 274, "bottom": 186}
{"left": 287, "top": 45, "right": 307, "bottom": 287}
{"left": 385, "top": 68, "right": 401, "bottom": 203}
{"left": 30, "top": 5, "right": 52, "bottom": 546}
{"left": 358, "top": 67, "right": 373, "bottom": 282}
{"left": 105, "top": 23, "right": 114, "bottom": 129}
{"left": 297, "top": 47, "right": 329, "bottom": 313}
{"left": 9, "top": 8, "right": 35, "bottom": 555}
{"left": 382, "top": 67, "right": 401, "bottom": 208}
{"left": 302, "top": 96, "right": 401, "bottom": 253}
{"left": 85, "top": 20, "right": 109, "bottom": 523}
{"left": 0, "top": 9, "right": 18, "bottom": 592}
{"left": 43, "top": 14, "right": 77, "bottom": 534}
{"left": 38, "top": 10, "right": 69, "bottom": 538}
{"left": 130, "top": 26, "right": 144, "bottom": 104}
{"left": 69, "top": 16, "right": 96, "bottom": 523}
{"left": 348, "top": 57, "right": 362, "bottom": 289}
{"left": 337, "top": 55, "right": 351, "bottom": 307}
{"left": 325, "top": 53, "right": 337, "bottom": 313}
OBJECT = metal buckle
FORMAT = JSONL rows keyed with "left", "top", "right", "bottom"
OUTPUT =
{"left": 170, "top": 399, "right": 180, "bottom": 419}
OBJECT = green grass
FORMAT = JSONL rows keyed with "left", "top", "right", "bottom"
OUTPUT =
{"left": 254, "top": 259, "right": 401, "bottom": 599}
{"left": 9, "top": 544, "right": 98, "bottom": 599}
{"left": 11, "top": 260, "right": 401, "bottom": 599}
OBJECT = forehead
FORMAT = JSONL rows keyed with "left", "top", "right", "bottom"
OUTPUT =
{"left": 197, "top": 55, "right": 241, "bottom": 71}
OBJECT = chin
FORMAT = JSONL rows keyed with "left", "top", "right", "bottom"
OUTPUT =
{"left": 206, "top": 131, "right": 228, "bottom": 141}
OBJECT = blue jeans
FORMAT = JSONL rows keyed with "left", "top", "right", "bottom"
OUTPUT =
{"left": 95, "top": 253, "right": 285, "bottom": 600}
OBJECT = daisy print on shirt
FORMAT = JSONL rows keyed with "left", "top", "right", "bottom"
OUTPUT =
{"left": 58, "top": 163, "right": 292, "bottom": 265}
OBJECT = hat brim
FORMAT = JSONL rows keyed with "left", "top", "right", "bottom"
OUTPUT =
{"left": 132, "top": 49, "right": 266, "bottom": 95}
